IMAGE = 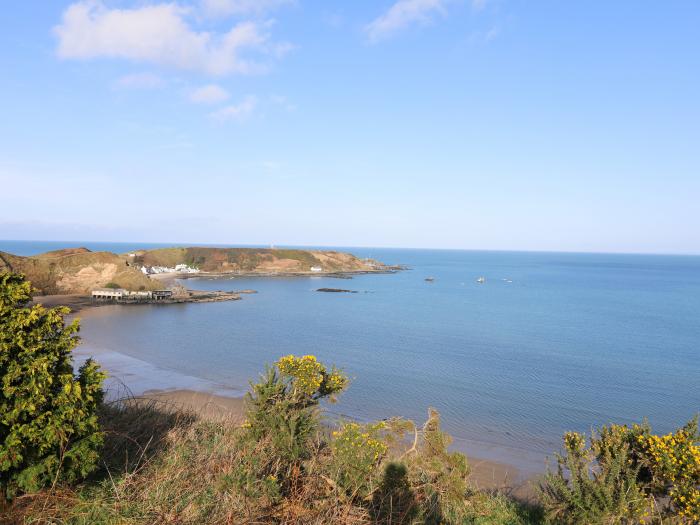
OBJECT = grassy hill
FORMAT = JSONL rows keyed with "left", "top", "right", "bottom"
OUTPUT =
{"left": 0, "top": 247, "right": 387, "bottom": 295}
{"left": 130, "top": 247, "right": 383, "bottom": 273}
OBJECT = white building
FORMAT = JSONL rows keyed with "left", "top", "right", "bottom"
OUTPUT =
{"left": 310, "top": 266, "right": 323, "bottom": 273}
{"left": 141, "top": 264, "right": 200, "bottom": 275}
{"left": 91, "top": 288, "right": 127, "bottom": 300}
{"left": 174, "top": 264, "right": 200, "bottom": 274}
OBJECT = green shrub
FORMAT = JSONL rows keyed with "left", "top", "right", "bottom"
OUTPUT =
{"left": 236, "top": 355, "right": 348, "bottom": 499}
{"left": 404, "top": 408, "right": 472, "bottom": 524}
{"left": 2, "top": 353, "right": 542, "bottom": 524}
{"left": 0, "top": 272, "right": 106, "bottom": 500}
{"left": 539, "top": 430, "right": 648, "bottom": 524}
{"left": 104, "top": 282, "right": 121, "bottom": 289}
{"left": 330, "top": 420, "right": 389, "bottom": 498}
{"left": 539, "top": 419, "right": 700, "bottom": 524}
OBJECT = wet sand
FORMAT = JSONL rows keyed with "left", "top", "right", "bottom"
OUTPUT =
{"left": 33, "top": 294, "right": 96, "bottom": 313}
{"left": 142, "top": 389, "right": 247, "bottom": 423}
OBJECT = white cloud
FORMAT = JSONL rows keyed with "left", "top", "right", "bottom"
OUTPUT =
{"left": 55, "top": 1, "right": 288, "bottom": 76}
{"left": 201, "top": 0, "right": 294, "bottom": 18}
{"left": 210, "top": 95, "right": 257, "bottom": 121}
{"left": 270, "top": 94, "right": 296, "bottom": 111}
{"left": 190, "top": 84, "right": 230, "bottom": 104}
{"left": 114, "top": 72, "right": 163, "bottom": 89}
{"left": 366, "top": 0, "right": 446, "bottom": 42}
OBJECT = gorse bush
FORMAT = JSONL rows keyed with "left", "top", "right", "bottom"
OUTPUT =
{"left": 539, "top": 418, "right": 700, "bottom": 524}
{"left": 1, "top": 336, "right": 693, "bottom": 524}
{"left": 231, "top": 355, "right": 509, "bottom": 524}
{"left": 330, "top": 420, "right": 390, "bottom": 498}
{"left": 235, "top": 354, "right": 349, "bottom": 501}
{"left": 0, "top": 272, "right": 106, "bottom": 500}
{"left": 538, "top": 429, "right": 648, "bottom": 524}
{"left": 403, "top": 408, "right": 472, "bottom": 524}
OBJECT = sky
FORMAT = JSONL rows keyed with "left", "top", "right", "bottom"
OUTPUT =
{"left": 1, "top": 1, "right": 699, "bottom": 254}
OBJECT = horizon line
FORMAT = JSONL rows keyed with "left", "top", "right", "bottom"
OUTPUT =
{"left": 1, "top": 238, "right": 699, "bottom": 258}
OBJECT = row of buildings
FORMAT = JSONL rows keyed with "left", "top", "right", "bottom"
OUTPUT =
{"left": 140, "top": 264, "right": 200, "bottom": 275}
{"left": 91, "top": 288, "right": 173, "bottom": 302}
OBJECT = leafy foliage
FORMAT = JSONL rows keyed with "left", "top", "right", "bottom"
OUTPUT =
{"left": 4, "top": 354, "right": 539, "bottom": 524}
{"left": 404, "top": 408, "right": 472, "bottom": 524}
{"left": 330, "top": 421, "right": 389, "bottom": 498}
{"left": 235, "top": 355, "right": 349, "bottom": 500}
{"left": 539, "top": 418, "right": 700, "bottom": 523}
{"left": 0, "top": 272, "right": 106, "bottom": 499}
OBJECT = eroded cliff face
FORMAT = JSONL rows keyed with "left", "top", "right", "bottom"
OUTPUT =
{"left": 0, "top": 249, "right": 158, "bottom": 295}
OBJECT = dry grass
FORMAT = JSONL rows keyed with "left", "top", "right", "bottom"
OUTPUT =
{"left": 2, "top": 395, "right": 541, "bottom": 525}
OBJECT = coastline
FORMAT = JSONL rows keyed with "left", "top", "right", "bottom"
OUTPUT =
{"left": 33, "top": 289, "right": 243, "bottom": 312}
{"left": 149, "top": 266, "right": 405, "bottom": 284}
{"left": 137, "top": 387, "right": 535, "bottom": 498}
{"left": 70, "top": 339, "right": 537, "bottom": 498}
{"left": 53, "top": 291, "right": 539, "bottom": 498}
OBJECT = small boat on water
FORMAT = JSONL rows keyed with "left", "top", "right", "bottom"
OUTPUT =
{"left": 424, "top": 277, "right": 435, "bottom": 282}
{"left": 476, "top": 276, "right": 486, "bottom": 284}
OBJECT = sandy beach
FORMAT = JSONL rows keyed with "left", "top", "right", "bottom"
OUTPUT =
{"left": 39, "top": 295, "right": 539, "bottom": 499}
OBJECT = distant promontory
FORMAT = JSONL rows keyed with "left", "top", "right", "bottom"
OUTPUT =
{"left": 0, "top": 247, "right": 396, "bottom": 295}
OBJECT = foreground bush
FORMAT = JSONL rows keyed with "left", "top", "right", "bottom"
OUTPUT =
{"left": 0, "top": 272, "right": 106, "bottom": 500}
{"left": 7, "top": 348, "right": 694, "bottom": 524}
{"left": 539, "top": 419, "right": 700, "bottom": 524}
{"left": 3, "top": 354, "right": 538, "bottom": 524}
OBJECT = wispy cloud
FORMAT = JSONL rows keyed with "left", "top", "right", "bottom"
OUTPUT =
{"left": 114, "top": 72, "right": 163, "bottom": 90}
{"left": 54, "top": 1, "right": 289, "bottom": 76}
{"left": 210, "top": 95, "right": 257, "bottom": 121}
{"left": 366, "top": 0, "right": 446, "bottom": 43}
{"left": 190, "top": 84, "right": 230, "bottom": 104}
{"left": 200, "top": 0, "right": 294, "bottom": 18}
{"left": 270, "top": 94, "right": 297, "bottom": 111}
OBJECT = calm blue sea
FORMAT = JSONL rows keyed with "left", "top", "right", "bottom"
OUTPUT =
{"left": 4, "top": 240, "right": 700, "bottom": 472}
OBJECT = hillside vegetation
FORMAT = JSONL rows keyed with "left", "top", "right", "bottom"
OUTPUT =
{"left": 0, "top": 249, "right": 158, "bottom": 295}
{"left": 131, "top": 247, "right": 383, "bottom": 273}
{"left": 0, "top": 247, "right": 386, "bottom": 295}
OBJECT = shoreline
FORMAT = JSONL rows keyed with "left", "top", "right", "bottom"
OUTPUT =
{"left": 71, "top": 334, "right": 540, "bottom": 498}
{"left": 137, "top": 387, "right": 536, "bottom": 498}
{"left": 33, "top": 289, "right": 244, "bottom": 313}
{"left": 149, "top": 266, "right": 405, "bottom": 284}
{"left": 50, "top": 288, "right": 541, "bottom": 498}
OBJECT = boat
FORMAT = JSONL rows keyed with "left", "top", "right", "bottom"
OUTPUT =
{"left": 476, "top": 276, "right": 486, "bottom": 284}
{"left": 424, "top": 277, "right": 435, "bottom": 282}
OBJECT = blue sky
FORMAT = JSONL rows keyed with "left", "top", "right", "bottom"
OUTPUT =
{"left": 1, "top": 1, "right": 699, "bottom": 253}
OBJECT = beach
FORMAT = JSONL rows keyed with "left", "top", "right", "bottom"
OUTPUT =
{"left": 61, "top": 301, "right": 534, "bottom": 496}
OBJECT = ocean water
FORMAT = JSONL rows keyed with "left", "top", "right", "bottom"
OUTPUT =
{"left": 4, "top": 241, "right": 700, "bottom": 472}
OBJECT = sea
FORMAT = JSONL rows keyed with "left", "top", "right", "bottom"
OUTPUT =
{"left": 3, "top": 240, "right": 700, "bottom": 474}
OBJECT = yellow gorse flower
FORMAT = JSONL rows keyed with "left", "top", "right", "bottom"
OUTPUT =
{"left": 276, "top": 354, "right": 349, "bottom": 397}
{"left": 331, "top": 421, "right": 388, "bottom": 462}
{"left": 639, "top": 428, "right": 700, "bottom": 517}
